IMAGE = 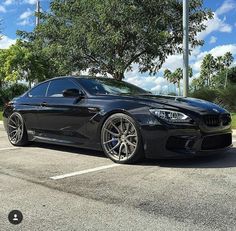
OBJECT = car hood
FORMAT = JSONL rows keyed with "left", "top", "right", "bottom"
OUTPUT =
{"left": 129, "top": 95, "right": 228, "bottom": 115}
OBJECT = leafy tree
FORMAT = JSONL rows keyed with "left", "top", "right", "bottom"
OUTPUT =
{"left": 2, "top": 40, "right": 53, "bottom": 87}
{"left": 0, "top": 49, "right": 8, "bottom": 88}
{"left": 28, "top": 0, "right": 212, "bottom": 80}
{"left": 228, "top": 66, "right": 236, "bottom": 84}
{"left": 0, "top": 83, "right": 28, "bottom": 108}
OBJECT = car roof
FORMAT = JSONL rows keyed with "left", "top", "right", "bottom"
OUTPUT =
{"left": 51, "top": 75, "right": 108, "bottom": 80}
{"left": 34, "top": 75, "right": 107, "bottom": 86}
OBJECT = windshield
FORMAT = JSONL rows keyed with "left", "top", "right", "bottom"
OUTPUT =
{"left": 77, "top": 78, "right": 150, "bottom": 95}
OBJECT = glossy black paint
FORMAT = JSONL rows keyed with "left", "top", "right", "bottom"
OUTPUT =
{"left": 3, "top": 76, "right": 232, "bottom": 159}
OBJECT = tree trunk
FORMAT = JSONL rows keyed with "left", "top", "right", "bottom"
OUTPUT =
{"left": 113, "top": 71, "right": 124, "bottom": 81}
{"left": 178, "top": 81, "right": 181, "bottom": 96}
{"left": 224, "top": 70, "right": 228, "bottom": 89}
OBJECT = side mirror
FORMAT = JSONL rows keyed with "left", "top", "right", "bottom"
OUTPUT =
{"left": 62, "top": 88, "right": 84, "bottom": 98}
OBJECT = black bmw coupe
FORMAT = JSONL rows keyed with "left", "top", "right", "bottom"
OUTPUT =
{"left": 3, "top": 76, "right": 232, "bottom": 163}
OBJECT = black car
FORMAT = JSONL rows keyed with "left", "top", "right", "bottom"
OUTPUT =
{"left": 3, "top": 76, "right": 232, "bottom": 164}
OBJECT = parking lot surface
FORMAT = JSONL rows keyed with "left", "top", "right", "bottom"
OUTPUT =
{"left": 0, "top": 123, "right": 236, "bottom": 231}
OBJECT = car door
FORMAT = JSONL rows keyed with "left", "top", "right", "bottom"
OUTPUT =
{"left": 19, "top": 81, "right": 50, "bottom": 134}
{"left": 36, "top": 78, "right": 94, "bottom": 145}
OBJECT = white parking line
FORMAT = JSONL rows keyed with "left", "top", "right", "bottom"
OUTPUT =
{"left": 50, "top": 163, "right": 120, "bottom": 180}
{"left": 0, "top": 147, "right": 20, "bottom": 151}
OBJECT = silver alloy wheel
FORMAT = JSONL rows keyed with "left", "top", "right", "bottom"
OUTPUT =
{"left": 102, "top": 116, "right": 138, "bottom": 161}
{"left": 8, "top": 113, "right": 24, "bottom": 145}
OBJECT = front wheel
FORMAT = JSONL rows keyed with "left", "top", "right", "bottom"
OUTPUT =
{"left": 7, "top": 112, "right": 28, "bottom": 146}
{"left": 101, "top": 113, "right": 144, "bottom": 164}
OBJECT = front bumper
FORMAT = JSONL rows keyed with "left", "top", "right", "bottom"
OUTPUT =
{"left": 141, "top": 125, "right": 232, "bottom": 159}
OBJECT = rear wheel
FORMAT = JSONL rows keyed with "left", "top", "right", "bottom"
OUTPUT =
{"left": 7, "top": 112, "right": 28, "bottom": 146}
{"left": 101, "top": 113, "right": 144, "bottom": 164}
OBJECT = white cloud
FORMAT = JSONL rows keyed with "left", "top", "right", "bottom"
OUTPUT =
{"left": 124, "top": 44, "right": 236, "bottom": 93}
{"left": 192, "top": 44, "right": 236, "bottom": 72}
{"left": 196, "top": 1, "right": 236, "bottom": 40}
{"left": 17, "top": 8, "right": 34, "bottom": 26}
{"left": 209, "top": 36, "right": 217, "bottom": 44}
{"left": 125, "top": 75, "right": 172, "bottom": 94}
{"left": 0, "top": 5, "right": 7, "bottom": 13}
{"left": 125, "top": 65, "right": 176, "bottom": 94}
{"left": 192, "top": 59, "right": 202, "bottom": 73}
{"left": 158, "top": 47, "right": 201, "bottom": 73}
{"left": 19, "top": 8, "right": 33, "bottom": 20}
{"left": 160, "top": 54, "right": 183, "bottom": 72}
{"left": 4, "top": 0, "right": 15, "bottom": 5}
{"left": 208, "top": 44, "right": 236, "bottom": 57}
{"left": 215, "top": 0, "right": 236, "bottom": 15}
{"left": 197, "top": 13, "right": 232, "bottom": 40}
{"left": 4, "top": 0, "right": 37, "bottom": 5}
{"left": 17, "top": 19, "right": 31, "bottom": 26}
{"left": 23, "top": 0, "right": 37, "bottom": 4}
{"left": 0, "top": 36, "right": 16, "bottom": 49}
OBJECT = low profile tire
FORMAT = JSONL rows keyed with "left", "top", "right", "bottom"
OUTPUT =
{"left": 101, "top": 113, "right": 144, "bottom": 164}
{"left": 7, "top": 112, "right": 28, "bottom": 146}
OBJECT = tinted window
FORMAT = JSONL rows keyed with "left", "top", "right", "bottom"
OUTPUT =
{"left": 28, "top": 82, "right": 49, "bottom": 98}
{"left": 77, "top": 78, "right": 149, "bottom": 95}
{"left": 47, "top": 79, "right": 78, "bottom": 97}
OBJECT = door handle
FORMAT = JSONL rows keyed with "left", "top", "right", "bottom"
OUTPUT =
{"left": 40, "top": 102, "right": 47, "bottom": 107}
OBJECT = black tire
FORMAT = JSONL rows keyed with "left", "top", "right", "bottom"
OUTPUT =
{"left": 101, "top": 113, "right": 144, "bottom": 164}
{"left": 7, "top": 112, "right": 28, "bottom": 146}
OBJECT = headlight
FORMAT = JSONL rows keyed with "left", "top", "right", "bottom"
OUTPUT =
{"left": 149, "top": 109, "right": 192, "bottom": 123}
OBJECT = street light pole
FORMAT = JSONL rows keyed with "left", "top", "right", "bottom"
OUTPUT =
{"left": 183, "top": 0, "right": 189, "bottom": 97}
{"left": 36, "top": 0, "right": 40, "bottom": 27}
{"left": 33, "top": 0, "right": 41, "bottom": 85}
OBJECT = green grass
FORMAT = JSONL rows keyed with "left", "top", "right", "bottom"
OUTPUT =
{"left": 232, "top": 113, "right": 236, "bottom": 129}
{"left": 0, "top": 111, "right": 2, "bottom": 120}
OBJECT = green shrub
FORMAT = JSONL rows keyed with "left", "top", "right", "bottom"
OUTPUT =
{"left": 214, "top": 85, "right": 236, "bottom": 112}
{"left": 0, "top": 83, "right": 28, "bottom": 108}
{"left": 190, "top": 85, "right": 236, "bottom": 112}
{"left": 190, "top": 88, "right": 218, "bottom": 102}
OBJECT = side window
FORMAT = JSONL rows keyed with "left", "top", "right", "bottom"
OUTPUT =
{"left": 28, "top": 82, "right": 49, "bottom": 98}
{"left": 47, "top": 79, "right": 79, "bottom": 97}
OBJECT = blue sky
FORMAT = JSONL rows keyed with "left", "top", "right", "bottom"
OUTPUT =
{"left": 0, "top": 0, "right": 236, "bottom": 93}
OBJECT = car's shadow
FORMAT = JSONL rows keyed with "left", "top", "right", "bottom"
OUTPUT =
{"left": 140, "top": 148, "right": 236, "bottom": 169}
{"left": 29, "top": 142, "right": 106, "bottom": 158}
{"left": 28, "top": 142, "right": 236, "bottom": 169}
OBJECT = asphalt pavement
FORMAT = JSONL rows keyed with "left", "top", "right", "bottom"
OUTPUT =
{"left": 0, "top": 123, "right": 236, "bottom": 231}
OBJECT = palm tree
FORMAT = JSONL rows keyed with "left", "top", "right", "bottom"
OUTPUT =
{"left": 164, "top": 69, "right": 179, "bottom": 95}
{"left": 222, "top": 52, "right": 233, "bottom": 88}
{"left": 200, "top": 54, "right": 215, "bottom": 87}
{"left": 164, "top": 67, "right": 192, "bottom": 96}
{"left": 173, "top": 68, "right": 182, "bottom": 96}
